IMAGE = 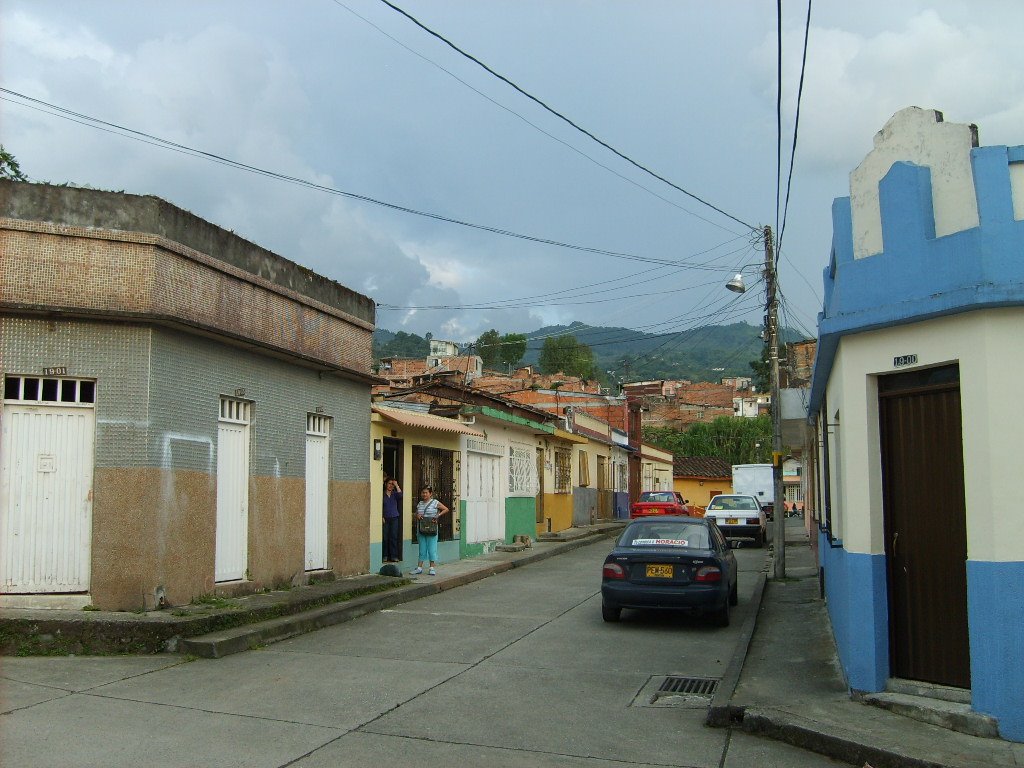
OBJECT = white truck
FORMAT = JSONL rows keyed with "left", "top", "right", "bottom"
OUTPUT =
{"left": 732, "top": 464, "right": 775, "bottom": 515}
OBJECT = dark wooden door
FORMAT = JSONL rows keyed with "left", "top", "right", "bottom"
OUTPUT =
{"left": 879, "top": 365, "right": 969, "bottom": 688}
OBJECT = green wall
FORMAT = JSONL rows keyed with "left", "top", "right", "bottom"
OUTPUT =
{"left": 505, "top": 497, "right": 537, "bottom": 541}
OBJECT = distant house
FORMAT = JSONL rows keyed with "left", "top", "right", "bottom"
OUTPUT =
{"left": 0, "top": 182, "right": 377, "bottom": 610}
{"left": 672, "top": 456, "right": 733, "bottom": 508}
{"left": 808, "top": 108, "right": 1024, "bottom": 741}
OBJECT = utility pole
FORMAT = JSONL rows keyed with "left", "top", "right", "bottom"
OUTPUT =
{"left": 764, "top": 225, "right": 785, "bottom": 579}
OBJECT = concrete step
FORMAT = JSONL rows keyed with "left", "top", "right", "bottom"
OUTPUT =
{"left": 887, "top": 678, "right": 971, "bottom": 704}
{"left": 859, "top": 691, "right": 999, "bottom": 739}
{"left": 180, "top": 583, "right": 437, "bottom": 659}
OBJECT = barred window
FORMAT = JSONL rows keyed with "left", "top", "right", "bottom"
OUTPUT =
{"left": 617, "top": 462, "right": 628, "bottom": 493}
{"left": 554, "top": 448, "right": 572, "bottom": 493}
{"left": 509, "top": 445, "right": 534, "bottom": 495}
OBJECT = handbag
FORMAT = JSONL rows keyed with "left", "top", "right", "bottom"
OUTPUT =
{"left": 417, "top": 499, "right": 439, "bottom": 536}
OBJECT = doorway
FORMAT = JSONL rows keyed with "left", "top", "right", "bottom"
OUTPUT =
{"left": 383, "top": 437, "right": 404, "bottom": 560}
{"left": 879, "top": 364, "right": 969, "bottom": 688}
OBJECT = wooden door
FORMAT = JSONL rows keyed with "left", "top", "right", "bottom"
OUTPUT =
{"left": 879, "top": 365, "right": 969, "bottom": 688}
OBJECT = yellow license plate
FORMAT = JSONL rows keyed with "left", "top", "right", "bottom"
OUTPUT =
{"left": 726, "top": 518, "right": 739, "bottom": 525}
{"left": 646, "top": 564, "right": 673, "bottom": 578}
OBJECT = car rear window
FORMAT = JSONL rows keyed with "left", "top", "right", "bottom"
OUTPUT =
{"left": 707, "top": 496, "right": 758, "bottom": 511}
{"left": 638, "top": 492, "right": 676, "bottom": 503}
{"left": 619, "top": 522, "right": 710, "bottom": 549}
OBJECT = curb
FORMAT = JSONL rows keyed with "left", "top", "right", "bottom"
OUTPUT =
{"left": 740, "top": 709, "right": 953, "bottom": 768}
{"left": 705, "top": 567, "right": 769, "bottom": 727}
{"left": 182, "top": 531, "right": 614, "bottom": 658}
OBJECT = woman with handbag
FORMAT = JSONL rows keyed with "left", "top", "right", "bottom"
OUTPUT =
{"left": 412, "top": 485, "right": 449, "bottom": 576}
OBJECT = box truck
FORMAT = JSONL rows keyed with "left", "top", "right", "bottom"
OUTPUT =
{"left": 732, "top": 463, "right": 774, "bottom": 515}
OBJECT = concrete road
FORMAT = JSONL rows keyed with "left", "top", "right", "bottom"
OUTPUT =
{"left": 0, "top": 538, "right": 846, "bottom": 767}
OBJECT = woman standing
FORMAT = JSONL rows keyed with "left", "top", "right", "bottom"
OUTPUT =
{"left": 382, "top": 477, "right": 402, "bottom": 563}
{"left": 412, "top": 485, "right": 449, "bottom": 576}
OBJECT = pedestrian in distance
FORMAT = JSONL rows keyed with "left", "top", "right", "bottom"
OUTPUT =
{"left": 411, "top": 485, "right": 449, "bottom": 576}
{"left": 382, "top": 477, "right": 403, "bottom": 563}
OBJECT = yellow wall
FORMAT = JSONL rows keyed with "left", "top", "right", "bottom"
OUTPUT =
{"left": 370, "top": 417, "right": 463, "bottom": 546}
{"left": 673, "top": 477, "right": 733, "bottom": 509}
{"left": 540, "top": 492, "right": 573, "bottom": 534}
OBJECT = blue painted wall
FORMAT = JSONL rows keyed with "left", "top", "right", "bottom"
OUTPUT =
{"left": 819, "top": 530, "right": 890, "bottom": 693}
{"left": 967, "top": 561, "right": 1024, "bottom": 741}
{"left": 613, "top": 491, "right": 630, "bottom": 519}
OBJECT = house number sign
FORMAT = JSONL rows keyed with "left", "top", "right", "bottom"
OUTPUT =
{"left": 893, "top": 354, "right": 918, "bottom": 368}
{"left": 42, "top": 366, "right": 67, "bottom": 376}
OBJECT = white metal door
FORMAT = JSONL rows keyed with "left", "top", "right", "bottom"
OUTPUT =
{"left": 465, "top": 451, "right": 503, "bottom": 543}
{"left": 1, "top": 398, "right": 95, "bottom": 594}
{"left": 215, "top": 398, "right": 250, "bottom": 582}
{"left": 304, "top": 414, "right": 330, "bottom": 571}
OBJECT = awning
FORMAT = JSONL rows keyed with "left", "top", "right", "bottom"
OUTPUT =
{"left": 372, "top": 405, "right": 486, "bottom": 437}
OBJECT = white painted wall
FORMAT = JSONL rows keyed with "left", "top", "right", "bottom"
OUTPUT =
{"left": 1009, "top": 162, "right": 1024, "bottom": 221}
{"left": 850, "top": 107, "right": 979, "bottom": 259}
{"left": 822, "top": 307, "right": 1024, "bottom": 561}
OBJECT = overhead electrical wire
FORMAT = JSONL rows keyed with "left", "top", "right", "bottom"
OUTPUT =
{"left": 777, "top": 0, "right": 813, "bottom": 258}
{"left": 0, "top": 88, "right": 713, "bottom": 270}
{"left": 329, "top": 0, "right": 743, "bottom": 236}
{"left": 375, "top": 0, "right": 757, "bottom": 233}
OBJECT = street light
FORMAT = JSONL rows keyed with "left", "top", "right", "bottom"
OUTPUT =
{"left": 724, "top": 226, "right": 785, "bottom": 579}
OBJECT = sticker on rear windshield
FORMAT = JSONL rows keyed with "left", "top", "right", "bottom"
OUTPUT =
{"left": 632, "top": 538, "right": 688, "bottom": 546}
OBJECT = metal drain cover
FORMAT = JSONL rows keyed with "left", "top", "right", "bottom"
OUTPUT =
{"left": 631, "top": 676, "right": 720, "bottom": 708}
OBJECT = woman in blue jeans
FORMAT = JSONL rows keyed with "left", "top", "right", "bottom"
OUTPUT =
{"left": 412, "top": 485, "right": 449, "bottom": 576}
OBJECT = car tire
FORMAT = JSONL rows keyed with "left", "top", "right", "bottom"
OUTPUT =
{"left": 712, "top": 597, "right": 730, "bottom": 627}
{"left": 729, "top": 578, "right": 738, "bottom": 606}
{"left": 602, "top": 603, "right": 622, "bottom": 623}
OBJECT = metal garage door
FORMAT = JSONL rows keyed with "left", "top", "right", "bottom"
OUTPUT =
{"left": 1, "top": 376, "right": 96, "bottom": 593}
{"left": 304, "top": 414, "right": 330, "bottom": 571}
{"left": 215, "top": 397, "right": 250, "bottom": 583}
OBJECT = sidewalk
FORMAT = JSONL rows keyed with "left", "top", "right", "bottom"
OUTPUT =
{"left": 0, "top": 523, "right": 624, "bottom": 659}
{"left": 720, "top": 525, "right": 1024, "bottom": 768}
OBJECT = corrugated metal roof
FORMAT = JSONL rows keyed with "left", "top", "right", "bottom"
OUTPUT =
{"left": 372, "top": 405, "right": 486, "bottom": 437}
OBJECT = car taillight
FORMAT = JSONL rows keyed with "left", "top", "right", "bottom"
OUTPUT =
{"left": 603, "top": 562, "right": 626, "bottom": 580}
{"left": 695, "top": 565, "right": 722, "bottom": 582}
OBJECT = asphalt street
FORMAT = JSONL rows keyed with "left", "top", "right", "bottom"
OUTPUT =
{"left": 0, "top": 537, "right": 847, "bottom": 768}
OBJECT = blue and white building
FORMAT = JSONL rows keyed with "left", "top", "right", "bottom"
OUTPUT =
{"left": 809, "top": 107, "right": 1024, "bottom": 741}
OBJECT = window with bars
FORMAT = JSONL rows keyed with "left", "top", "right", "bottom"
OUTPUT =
{"left": 509, "top": 444, "right": 533, "bottom": 495}
{"left": 617, "top": 462, "right": 628, "bottom": 493}
{"left": 4, "top": 375, "right": 96, "bottom": 406}
{"left": 306, "top": 413, "right": 330, "bottom": 436}
{"left": 554, "top": 448, "right": 572, "bottom": 493}
{"left": 219, "top": 396, "right": 251, "bottom": 424}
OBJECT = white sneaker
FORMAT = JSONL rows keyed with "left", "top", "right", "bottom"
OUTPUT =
{"left": 410, "top": 567, "right": 423, "bottom": 575}
{"left": 428, "top": 567, "right": 436, "bottom": 576}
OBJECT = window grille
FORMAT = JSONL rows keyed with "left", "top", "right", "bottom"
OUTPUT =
{"left": 554, "top": 448, "right": 572, "bottom": 493}
{"left": 509, "top": 444, "right": 534, "bottom": 495}
{"left": 617, "top": 462, "right": 628, "bottom": 493}
{"left": 306, "top": 413, "right": 330, "bottom": 436}
{"left": 219, "top": 396, "right": 251, "bottom": 425}
{"left": 3, "top": 375, "right": 96, "bottom": 406}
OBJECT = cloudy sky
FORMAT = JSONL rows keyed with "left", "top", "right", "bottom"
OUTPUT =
{"left": 4, "top": 1, "right": 1024, "bottom": 344}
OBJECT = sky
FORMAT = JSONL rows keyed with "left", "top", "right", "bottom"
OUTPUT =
{"left": 4, "top": 1, "right": 1024, "bottom": 346}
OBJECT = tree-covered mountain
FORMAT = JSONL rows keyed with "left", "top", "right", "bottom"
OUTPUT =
{"left": 373, "top": 321, "right": 808, "bottom": 383}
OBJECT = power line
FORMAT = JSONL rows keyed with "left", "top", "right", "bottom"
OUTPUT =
{"left": 329, "top": 0, "right": 743, "bottom": 236}
{"left": 376, "top": 0, "right": 757, "bottom": 232}
{"left": 0, "top": 88, "right": 705, "bottom": 270}
{"left": 778, "top": 0, "right": 813, "bottom": 256}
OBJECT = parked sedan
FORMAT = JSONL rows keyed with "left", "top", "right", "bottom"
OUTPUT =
{"left": 702, "top": 493, "right": 767, "bottom": 547}
{"left": 629, "top": 490, "right": 688, "bottom": 518}
{"left": 600, "top": 516, "right": 738, "bottom": 626}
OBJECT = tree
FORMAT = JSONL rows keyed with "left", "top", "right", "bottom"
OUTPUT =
{"left": 475, "top": 329, "right": 502, "bottom": 369}
{"left": 643, "top": 415, "right": 772, "bottom": 466}
{"left": 498, "top": 333, "right": 527, "bottom": 369}
{"left": 0, "top": 145, "right": 27, "bottom": 182}
{"left": 749, "top": 344, "right": 770, "bottom": 392}
{"left": 538, "top": 335, "right": 595, "bottom": 379}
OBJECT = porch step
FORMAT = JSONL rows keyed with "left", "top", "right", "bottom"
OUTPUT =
{"left": 495, "top": 543, "right": 527, "bottom": 552}
{"left": 180, "top": 583, "right": 437, "bottom": 659}
{"left": 886, "top": 678, "right": 971, "bottom": 704}
{"left": 859, "top": 691, "right": 999, "bottom": 739}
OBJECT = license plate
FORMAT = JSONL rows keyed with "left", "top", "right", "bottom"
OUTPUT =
{"left": 726, "top": 518, "right": 739, "bottom": 525}
{"left": 646, "top": 564, "right": 673, "bottom": 578}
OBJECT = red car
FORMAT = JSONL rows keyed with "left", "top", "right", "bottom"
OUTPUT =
{"left": 630, "top": 491, "right": 691, "bottom": 519}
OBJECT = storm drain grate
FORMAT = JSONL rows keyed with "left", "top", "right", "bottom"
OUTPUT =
{"left": 656, "top": 676, "right": 719, "bottom": 697}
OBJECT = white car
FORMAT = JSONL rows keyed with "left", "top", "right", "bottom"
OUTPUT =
{"left": 703, "top": 494, "right": 767, "bottom": 547}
